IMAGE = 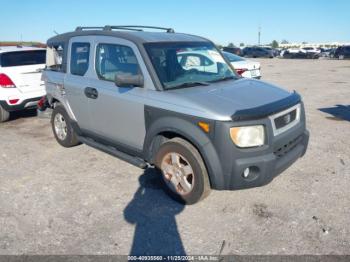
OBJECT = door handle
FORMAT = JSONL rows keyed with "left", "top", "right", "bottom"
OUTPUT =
{"left": 84, "top": 87, "right": 98, "bottom": 99}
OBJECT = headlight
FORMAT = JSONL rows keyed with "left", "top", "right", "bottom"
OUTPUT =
{"left": 230, "top": 125, "right": 265, "bottom": 148}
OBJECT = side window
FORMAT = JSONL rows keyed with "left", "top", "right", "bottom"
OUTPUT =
{"left": 95, "top": 43, "right": 140, "bottom": 82}
{"left": 46, "top": 44, "right": 65, "bottom": 72}
{"left": 70, "top": 42, "right": 90, "bottom": 76}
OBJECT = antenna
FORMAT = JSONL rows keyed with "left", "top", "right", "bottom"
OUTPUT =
{"left": 258, "top": 26, "right": 261, "bottom": 46}
{"left": 53, "top": 30, "right": 59, "bottom": 35}
{"left": 18, "top": 34, "right": 23, "bottom": 47}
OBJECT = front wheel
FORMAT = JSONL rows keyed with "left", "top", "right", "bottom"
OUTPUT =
{"left": 0, "top": 105, "right": 10, "bottom": 123}
{"left": 51, "top": 104, "right": 80, "bottom": 147}
{"left": 155, "top": 137, "right": 211, "bottom": 204}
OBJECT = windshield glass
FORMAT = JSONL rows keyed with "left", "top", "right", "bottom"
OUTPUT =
{"left": 144, "top": 42, "right": 237, "bottom": 90}
{"left": 222, "top": 51, "right": 245, "bottom": 62}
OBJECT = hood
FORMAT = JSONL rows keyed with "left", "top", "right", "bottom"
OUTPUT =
{"left": 168, "top": 78, "right": 293, "bottom": 120}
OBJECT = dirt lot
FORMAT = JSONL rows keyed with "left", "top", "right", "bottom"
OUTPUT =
{"left": 0, "top": 59, "right": 349, "bottom": 255}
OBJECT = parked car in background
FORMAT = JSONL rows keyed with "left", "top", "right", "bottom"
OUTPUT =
{"left": 319, "top": 48, "right": 332, "bottom": 58}
{"left": 281, "top": 48, "right": 319, "bottom": 59}
{"left": 0, "top": 46, "right": 46, "bottom": 122}
{"left": 262, "top": 46, "right": 280, "bottom": 57}
{"left": 328, "top": 48, "right": 337, "bottom": 58}
{"left": 222, "top": 51, "right": 261, "bottom": 79}
{"left": 222, "top": 46, "right": 242, "bottom": 56}
{"left": 41, "top": 25, "right": 309, "bottom": 204}
{"left": 301, "top": 47, "right": 321, "bottom": 54}
{"left": 177, "top": 50, "right": 261, "bottom": 79}
{"left": 332, "top": 46, "right": 350, "bottom": 59}
{"left": 242, "top": 46, "right": 274, "bottom": 58}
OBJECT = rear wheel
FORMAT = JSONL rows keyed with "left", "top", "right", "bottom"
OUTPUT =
{"left": 155, "top": 137, "right": 211, "bottom": 205}
{"left": 51, "top": 104, "right": 80, "bottom": 147}
{"left": 0, "top": 105, "right": 10, "bottom": 123}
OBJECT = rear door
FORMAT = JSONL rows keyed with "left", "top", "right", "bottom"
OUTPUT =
{"left": 0, "top": 50, "right": 46, "bottom": 94}
{"left": 64, "top": 36, "right": 93, "bottom": 130}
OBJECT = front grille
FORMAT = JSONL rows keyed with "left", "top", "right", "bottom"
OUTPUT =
{"left": 269, "top": 103, "right": 301, "bottom": 136}
{"left": 274, "top": 135, "right": 303, "bottom": 158}
{"left": 274, "top": 109, "right": 297, "bottom": 129}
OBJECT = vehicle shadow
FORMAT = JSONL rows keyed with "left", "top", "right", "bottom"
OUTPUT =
{"left": 8, "top": 109, "right": 37, "bottom": 121}
{"left": 124, "top": 167, "right": 186, "bottom": 256}
{"left": 319, "top": 105, "right": 350, "bottom": 122}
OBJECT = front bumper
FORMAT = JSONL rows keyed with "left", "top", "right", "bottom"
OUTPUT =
{"left": 227, "top": 130, "right": 309, "bottom": 190}
{"left": 206, "top": 103, "right": 309, "bottom": 190}
{"left": 0, "top": 97, "right": 42, "bottom": 112}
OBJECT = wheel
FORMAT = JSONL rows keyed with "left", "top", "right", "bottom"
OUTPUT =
{"left": 51, "top": 103, "right": 80, "bottom": 147}
{"left": 0, "top": 104, "right": 10, "bottom": 123}
{"left": 155, "top": 137, "right": 211, "bottom": 204}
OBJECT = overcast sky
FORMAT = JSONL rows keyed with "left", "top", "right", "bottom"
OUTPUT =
{"left": 1, "top": 0, "right": 349, "bottom": 45}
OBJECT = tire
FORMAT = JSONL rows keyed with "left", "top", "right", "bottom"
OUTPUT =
{"left": 51, "top": 103, "right": 80, "bottom": 148}
{"left": 155, "top": 137, "right": 211, "bottom": 205}
{"left": 0, "top": 105, "right": 10, "bottom": 123}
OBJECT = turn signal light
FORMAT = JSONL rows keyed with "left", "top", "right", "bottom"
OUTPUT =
{"left": 198, "top": 121, "right": 210, "bottom": 133}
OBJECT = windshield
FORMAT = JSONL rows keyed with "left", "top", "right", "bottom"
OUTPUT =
{"left": 144, "top": 42, "right": 237, "bottom": 90}
{"left": 222, "top": 51, "right": 245, "bottom": 62}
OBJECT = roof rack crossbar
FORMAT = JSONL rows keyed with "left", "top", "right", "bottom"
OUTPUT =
{"left": 104, "top": 25, "right": 175, "bottom": 33}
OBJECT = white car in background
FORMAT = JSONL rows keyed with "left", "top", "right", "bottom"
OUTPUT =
{"left": 301, "top": 47, "right": 321, "bottom": 54}
{"left": 222, "top": 51, "right": 261, "bottom": 79}
{"left": 177, "top": 49, "right": 226, "bottom": 74}
{"left": 0, "top": 46, "right": 46, "bottom": 122}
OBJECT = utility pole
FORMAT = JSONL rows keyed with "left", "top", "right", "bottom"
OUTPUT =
{"left": 258, "top": 26, "right": 261, "bottom": 46}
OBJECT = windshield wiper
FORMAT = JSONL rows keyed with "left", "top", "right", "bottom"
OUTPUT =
{"left": 209, "top": 76, "right": 236, "bottom": 83}
{"left": 166, "top": 81, "right": 210, "bottom": 90}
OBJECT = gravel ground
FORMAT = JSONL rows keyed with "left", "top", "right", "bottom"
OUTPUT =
{"left": 0, "top": 58, "right": 349, "bottom": 255}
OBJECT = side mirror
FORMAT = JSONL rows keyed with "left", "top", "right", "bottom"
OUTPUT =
{"left": 115, "top": 73, "right": 144, "bottom": 87}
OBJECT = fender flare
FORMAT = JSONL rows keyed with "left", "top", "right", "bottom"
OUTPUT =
{"left": 47, "top": 94, "right": 77, "bottom": 122}
{"left": 143, "top": 116, "right": 224, "bottom": 188}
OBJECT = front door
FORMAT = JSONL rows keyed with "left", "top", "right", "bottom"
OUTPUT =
{"left": 86, "top": 37, "right": 147, "bottom": 153}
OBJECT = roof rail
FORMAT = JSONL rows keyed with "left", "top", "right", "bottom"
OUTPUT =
{"left": 75, "top": 25, "right": 175, "bottom": 33}
{"left": 75, "top": 26, "right": 105, "bottom": 31}
{"left": 104, "top": 25, "right": 175, "bottom": 33}
{"left": 103, "top": 26, "right": 143, "bottom": 32}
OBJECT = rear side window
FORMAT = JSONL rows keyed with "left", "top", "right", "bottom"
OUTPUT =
{"left": 46, "top": 44, "right": 65, "bottom": 72}
{"left": 70, "top": 43, "right": 90, "bottom": 76}
{"left": 0, "top": 50, "right": 46, "bottom": 67}
{"left": 95, "top": 43, "right": 139, "bottom": 82}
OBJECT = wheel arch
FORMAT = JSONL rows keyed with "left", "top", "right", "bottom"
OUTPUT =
{"left": 143, "top": 116, "right": 224, "bottom": 188}
{"left": 47, "top": 95, "right": 77, "bottom": 122}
